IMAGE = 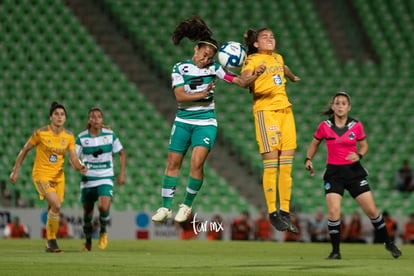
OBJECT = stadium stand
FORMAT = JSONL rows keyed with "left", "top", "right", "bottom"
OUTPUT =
{"left": 1, "top": 0, "right": 413, "bottom": 216}
{"left": 0, "top": 0, "right": 253, "bottom": 214}
{"left": 98, "top": 0, "right": 414, "bottom": 215}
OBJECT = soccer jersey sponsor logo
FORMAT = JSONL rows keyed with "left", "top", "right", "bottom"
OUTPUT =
{"left": 45, "top": 146, "right": 65, "bottom": 154}
{"left": 273, "top": 74, "right": 282, "bottom": 85}
{"left": 49, "top": 154, "right": 58, "bottom": 163}
{"left": 86, "top": 162, "right": 110, "bottom": 169}
{"left": 189, "top": 78, "right": 204, "bottom": 90}
{"left": 267, "top": 65, "right": 283, "bottom": 74}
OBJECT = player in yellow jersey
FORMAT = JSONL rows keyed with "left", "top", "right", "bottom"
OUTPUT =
{"left": 151, "top": 16, "right": 265, "bottom": 223}
{"left": 9, "top": 102, "right": 87, "bottom": 253}
{"left": 241, "top": 28, "right": 300, "bottom": 233}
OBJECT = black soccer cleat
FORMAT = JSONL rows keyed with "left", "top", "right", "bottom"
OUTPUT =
{"left": 385, "top": 242, "right": 402, "bottom": 258}
{"left": 82, "top": 242, "right": 92, "bottom": 252}
{"left": 326, "top": 252, "right": 341, "bottom": 260}
{"left": 45, "top": 239, "right": 64, "bottom": 253}
{"left": 280, "top": 212, "right": 299, "bottom": 234}
{"left": 269, "top": 211, "right": 289, "bottom": 231}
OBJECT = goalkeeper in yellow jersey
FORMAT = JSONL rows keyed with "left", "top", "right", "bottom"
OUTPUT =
{"left": 10, "top": 102, "right": 87, "bottom": 252}
{"left": 241, "top": 28, "right": 300, "bottom": 233}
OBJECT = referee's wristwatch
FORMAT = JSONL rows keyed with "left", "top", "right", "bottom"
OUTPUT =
{"left": 357, "top": 153, "right": 363, "bottom": 160}
{"left": 304, "top": 157, "right": 312, "bottom": 164}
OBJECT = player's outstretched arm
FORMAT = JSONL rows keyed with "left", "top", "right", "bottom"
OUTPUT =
{"left": 235, "top": 64, "right": 266, "bottom": 88}
{"left": 174, "top": 84, "right": 212, "bottom": 102}
{"left": 284, "top": 65, "right": 300, "bottom": 82}
{"left": 305, "top": 138, "right": 321, "bottom": 171}
{"left": 69, "top": 149, "right": 87, "bottom": 174}
{"left": 117, "top": 149, "right": 126, "bottom": 186}
{"left": 9, "top": 142, "right": 34, "bottom": 184}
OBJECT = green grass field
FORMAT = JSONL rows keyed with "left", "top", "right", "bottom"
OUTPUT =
{"left": 0, "top": 239, "right": 412, "bottom": 275}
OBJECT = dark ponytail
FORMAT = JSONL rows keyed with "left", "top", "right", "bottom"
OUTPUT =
{"left": 244, "top": 28, "right": 270, "bottom": 55}
{"left": 85, "top": 107, "right": 110, "bottom": 130}
{"left": 322, "top": 92, "right": 352, "bottom": 116}
{"left": 172, "top": 15, "right": 219, "bottom": 52}
{"left": 49, "top": 101, "right": 66, "bottom": 116}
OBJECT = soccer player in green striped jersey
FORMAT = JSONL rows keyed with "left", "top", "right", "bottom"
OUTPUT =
{"left": 152, "top": 16, "right": 265, "bottom": 223}
{"left": 76, "top": 108, "right": 126, "bottom": 251}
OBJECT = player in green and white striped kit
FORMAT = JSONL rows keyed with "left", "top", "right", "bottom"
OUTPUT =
{"left": 76, "top": 108, "right": 126, "bottom": 251}
{"left": 152, "top": 16, "right": 265, "bottom": 223}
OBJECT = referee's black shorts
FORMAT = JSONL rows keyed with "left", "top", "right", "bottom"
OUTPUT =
{"left": 323, "top": 162, "right": 370, "bottom": 198}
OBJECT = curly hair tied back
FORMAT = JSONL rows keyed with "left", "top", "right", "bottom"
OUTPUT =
{"left": 172, "top": 15, "right": 218, "bottom": 50}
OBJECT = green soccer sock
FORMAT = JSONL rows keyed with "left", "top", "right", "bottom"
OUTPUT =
{"left": 99, "top": 211, "right": 110, "bottom": 234}
{"left": 183, "top": 176, "right": 203, "bottom": 207}
{"left": 83, "top": 215, "right": 93, "bottom": 244}
{"left": 161, "top": 175, "right": 178, "bottom": 209}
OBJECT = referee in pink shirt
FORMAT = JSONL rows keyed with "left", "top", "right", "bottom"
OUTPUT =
{"left": 305, "top": 92, "right": 401, "bottom": 260}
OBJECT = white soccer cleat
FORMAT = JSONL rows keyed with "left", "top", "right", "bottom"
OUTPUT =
{"left": 174, "top": 204, "right": 192, "bottom": 223}
{"left": 151, "top": 207, "right": 172, "bottom": 222}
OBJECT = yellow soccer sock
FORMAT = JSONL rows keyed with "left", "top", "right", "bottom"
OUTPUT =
{"left": 278, "top": 156, "right": 293, "bottom": 213}
{"left": 263, "top": 159, "right": 278, "bottom": 214}
{"left": 46, "top": 210, "right": 60, "bottom": 240}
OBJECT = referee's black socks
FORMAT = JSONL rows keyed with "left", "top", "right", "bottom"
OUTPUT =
{"left": 328, "top": 219, "right": 341, "bottom": 253}
{"left": 371, "top": 214, "right": 390, "bottom": 244}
